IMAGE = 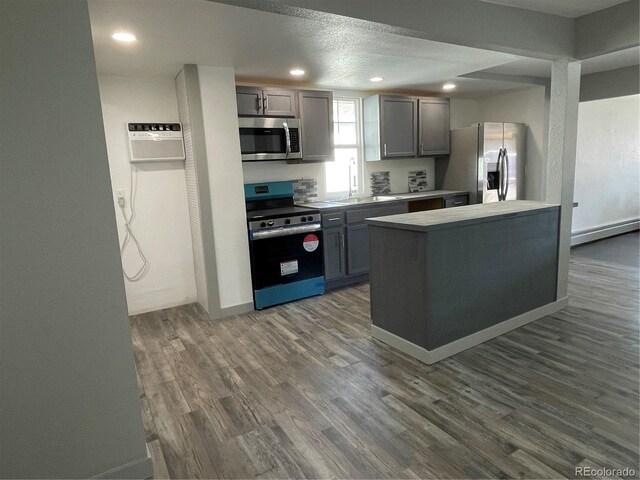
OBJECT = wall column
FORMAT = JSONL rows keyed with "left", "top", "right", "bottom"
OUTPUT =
{"left": 546, "top": 58, "right": 581, "bottom": 299}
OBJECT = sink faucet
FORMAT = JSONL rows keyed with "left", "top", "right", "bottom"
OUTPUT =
{"left": 348, "top": 157, "right": 356, "bottom": 199}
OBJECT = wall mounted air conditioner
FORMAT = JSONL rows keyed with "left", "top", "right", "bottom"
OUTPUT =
{"left": 127, "top": 122, "right": 185, "bottom": 162}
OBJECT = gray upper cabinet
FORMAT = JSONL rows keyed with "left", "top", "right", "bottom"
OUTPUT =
{"left": 418, "top": 98, "right": 450, "bottom": 156}
{"left": 364, "top": 94, "right": 417, "bottom": 161}
{"left": 236, "top": 86, "right": 297, "bottom": 117}
{"left": 381, "top": 96, "right": 417, "bottom": 158}
{"left": 236, "top": 87, "right": 263, "bottom": 116}
{"left": 298, "top": 90, "right": 334, "bottom": 162}
{"left": 263, "top": 89, "right": 297, "bottom": 117}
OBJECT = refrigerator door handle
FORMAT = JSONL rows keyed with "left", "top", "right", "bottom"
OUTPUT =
{"left": 503, "top": 148, "right": 510, "bottom": 200}
{"left": 496, "top": 148, "right": 503, "bottom": 201}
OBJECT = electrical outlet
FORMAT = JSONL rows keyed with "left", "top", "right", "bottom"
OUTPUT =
{"left": 116, "top": 189, "right": 126, "bottom": 206}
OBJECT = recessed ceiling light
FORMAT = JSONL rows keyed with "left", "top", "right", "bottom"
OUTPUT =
{"left": 369, "top": 76, "right": 384, "bottom": 82}
{"left": 290, "top": 69, "right": 305, "bottom": 77}
{"left": 112, "top": 32, "right": 137, "bottom": 42}
{"left": 442, "top": 83, "right": 456, "bottom": 91}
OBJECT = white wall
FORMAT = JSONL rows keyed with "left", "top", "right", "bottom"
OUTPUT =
{"left": 98, "top": 74, "right": 197, "bottom": 314}
{"left": 476, "top": 86, "right": 548, "bottom": 201}
{"left": 198, "top": 66, "right": 254, "bottom": 309}
{"left": 572, "top": 94, "right": 640, "bottom": 232}
{"left": 450, "top": 98, "right": 479, "bottom": 129}
{"left": 1, "top": 1, "right": 149, "bottom": 477}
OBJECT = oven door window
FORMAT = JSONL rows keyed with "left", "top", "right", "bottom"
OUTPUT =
{"left": 250, "top": 232, "right": 324, "bottom": 290}
{"left": 239, "top": 128, "right": 286, "bottom": 155}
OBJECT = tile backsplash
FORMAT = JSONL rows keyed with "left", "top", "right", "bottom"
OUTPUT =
{"left": 370, "top": 171, "right": 391, "bottom": 195}
{"left": 408, "top": 170, "right": 428, "bottom": 192}
{"left": 292, "top": 178, "right": 318, "bottom": 203}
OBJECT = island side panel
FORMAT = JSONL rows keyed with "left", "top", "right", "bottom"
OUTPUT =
{"left": 425, "top": 207, "right": 560, "bottom": 349}
{"left": 369, "top": 225, "right": 429, "bottom": 348}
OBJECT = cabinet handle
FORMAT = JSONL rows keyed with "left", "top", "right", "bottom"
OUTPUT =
{"left": 256, "top": 96, "right": 261, "bottom": 113}
{"left": 340, "top": 233, "right": 345, "bottom": 248}
{"left": 327, "top": 217, "right": 341, "bottom": 221}
{"left": 263, "top": 96, "right": 268, "bottom": 112}
{"left": 383, "top": 144, "right": 387, "bottom": 156}
{"left": 454, "top": 201, "right": 464, "bottom": 206}
{"left": 420, "top": 142, "right": 424, "bottom": 155}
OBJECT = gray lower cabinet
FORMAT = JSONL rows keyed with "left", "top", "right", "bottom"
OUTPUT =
{"left": 346, "top": 224, "right": 369, "bottom": 275}
{"left": 321, "top": 196, "right": 464, "bottom": 289}
{"left": 323, "top": 226, "right": 345, "bottom": 280}
{"left": 444, "top": 194, "right": 468, "bottom": 208}
{"left": 419, "top": 98, "right": 450, "bottom": 156}
{"left": 236, "top": 86, "right": 297, "bottom": 117}
{"left": 323, "top": 202, "right": 409, "bottom": 289}
{"left": 298, "top": 90, "right": 334, "bottom": 162}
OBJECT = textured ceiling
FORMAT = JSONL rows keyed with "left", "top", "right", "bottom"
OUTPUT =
{"left": 89, "top": 0, "right": 636, "bottom": 97}
{"left": 88, "top": 0, "right": 520, "bottom": 94}
{"left": 478, "top": 46, "right": 639, "bottom": 79}
{"left": 478, "top": 0, "right": 629, "bottom": 18}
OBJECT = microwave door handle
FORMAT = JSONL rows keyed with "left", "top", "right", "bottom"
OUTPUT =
{"left": 283, "top": 122, "right": 291, "bottom": 158}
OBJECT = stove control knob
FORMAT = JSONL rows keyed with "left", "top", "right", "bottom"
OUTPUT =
{"left": 307, "top": 216, "right": 314, "bottom": 222}
{"left": 301, "top": 217, "right": 307, "bottom": 222}
{"left": 260, "top": 222, "right": 266, "bottom": 228}
{"left": 267, "top": 221, "right": 274, "bottom": 226}
{"left": 284, "top": 219, "right": 291, "bottom": 225}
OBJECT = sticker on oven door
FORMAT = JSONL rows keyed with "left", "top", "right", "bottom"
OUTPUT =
{"left": 303, "top": 234, "right": 319, "bottom": 252}
{"left": 280, "top": 260, "right": 298, "bottom": 276}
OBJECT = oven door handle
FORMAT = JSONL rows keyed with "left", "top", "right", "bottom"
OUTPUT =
{"left": 251, "top": 223, "right": 321, "bottom": 240}
{"left": 283, "top": 122, "right": 291, "bottom": 158}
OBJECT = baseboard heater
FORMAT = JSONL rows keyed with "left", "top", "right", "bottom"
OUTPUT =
{"left": 571, "top": 219, "right": 639, "bottom": 246}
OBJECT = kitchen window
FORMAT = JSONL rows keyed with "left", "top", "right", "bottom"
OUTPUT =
{"left": 325, "top": 98, "right": 362, "bottom": 196}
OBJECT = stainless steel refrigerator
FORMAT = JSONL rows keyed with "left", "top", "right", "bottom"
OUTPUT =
{"left": 436, "top": 122, "right": 526, "bottom": 204}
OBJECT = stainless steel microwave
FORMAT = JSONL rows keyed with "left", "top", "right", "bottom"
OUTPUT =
{"left": 239, "top": 117, "right": 302, "bottom": 161}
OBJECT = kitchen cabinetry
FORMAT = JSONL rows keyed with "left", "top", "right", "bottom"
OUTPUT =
{"left": 444, "top": 194, "right": 468, "bottom": 208}
{"left": 323, "top": 227, "right": 346, "bottom": 280}
{"left": 322, "top": 213, "right": 346, "bottom": 280}
{"left": 322, "top": 202, "right": 408, "bottom": 289}
{"left": 364, "top": 94, "right": 417, "bottom": 160}
{"left": 346, "top": 224, "right": 369, "bottom": 275}
{"left": 364, "top": 94, "right": 450, "bottom": 161}
{"left": 298, "top": 90, "right": 334, "bottom": 162}
{"left": 236, "top": 86, "right": 297, "bottom": 117}
{"left": 419, "top": 98, "right": 450, "bottom": 156}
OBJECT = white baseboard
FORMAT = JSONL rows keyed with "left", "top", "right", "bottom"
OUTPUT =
{"left": 371, "top": 297, "right": 569, "bottom": 365}
{"left": 571, "top": 219, "right": 639, "bottom": 246}
{"left": 92, "top": 455, "right": 153, "bottom": 479}
{"left": 128, "top": 292, "right": 198, "bottom": 316}
{"left": 219, "top": 301, "right": 254, "bottom": 318}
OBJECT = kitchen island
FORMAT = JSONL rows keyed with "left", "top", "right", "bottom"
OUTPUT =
{"left": 367, "top": 201, "right": 565, "bottom": 364}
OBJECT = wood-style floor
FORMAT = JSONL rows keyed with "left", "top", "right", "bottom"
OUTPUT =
{"left": 131, "top": 238, "right": 639, "bottom": 479}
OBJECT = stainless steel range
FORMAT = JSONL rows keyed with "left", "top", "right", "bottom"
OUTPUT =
{"left": 245, "top": 181, "right": 324, "bottom": 309}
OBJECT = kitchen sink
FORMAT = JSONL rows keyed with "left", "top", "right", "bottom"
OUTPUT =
{"left": 332, "top": 195, "right": 401, "bottom": 205}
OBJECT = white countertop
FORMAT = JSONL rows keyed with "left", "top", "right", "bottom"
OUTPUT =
{"left": 366, "top": 200, "right": 560, "bottom": 232}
